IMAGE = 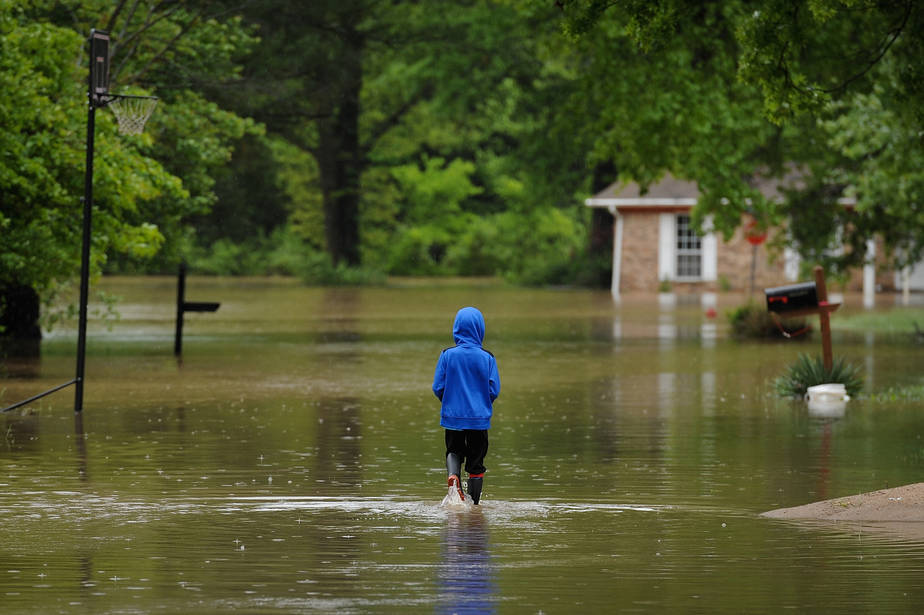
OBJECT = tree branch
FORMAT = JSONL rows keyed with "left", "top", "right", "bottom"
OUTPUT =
{"left": 123, "top": 12, "right": 203, "bottom": 85}
{"left": 360, "top": 88, "right": 429, "bottom": 159}
{"left": 104, "top": 0, "right": 130, "bottom": 34}
{"left": 822, "top": 0, "right": 912, "bottom": 94}
{"left": 111, "top": 1, "right": 188, "bottom": 84}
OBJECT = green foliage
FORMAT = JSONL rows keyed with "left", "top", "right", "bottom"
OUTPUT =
{"left": 727, "top": 302, "right": 810, "bottom": 339}
{"left": 390, "top": 157, "right": 483, "bottom": 226}
{"left": 1, "top": 0, "right": 263, "bottom": 327}
{"left": 8, "top": 0, "right": 922, "bottom": 344}
{"left": 5, "top": 0, "right": 601, "bottom": 305}
{"left": 380, "top": 205, "right": 586, "bottom": 285}
{"left": 0, "top": 12, "right": 185, "bottom": 314}
{"left": 484, "top": 208, "right": 587, "bottom": 286}
{"left": 873, "top": 384, "right": 924, "bottom": 403}
{"left": 444, "top": 216, "right": 504, "bottom": 277}
{"left": 186, "top": 225, "right": 384, "bottom": 286}
{"left": 774, "top": 353, "right": 863, "bottom": 398}
{"left": 817, "top": 60, "right": 924, "bottom": 271}
{"left": 556, "top": 0, "right": 924, "bottom": 271}
{"left": 190, "top": 226, "right": 312, "bottom": 276}
{"left": 385, "top": 226, "right": 452, "bottom": 276}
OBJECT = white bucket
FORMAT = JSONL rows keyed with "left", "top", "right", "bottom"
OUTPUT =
{"left": 805, "top": 383, "right": 850, "bottom": 403}
{"left": 806, "top": 383, "right": 849, "bottom": 417}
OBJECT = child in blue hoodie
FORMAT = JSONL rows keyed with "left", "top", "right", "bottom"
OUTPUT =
{"left": 432, "top": 306, "right": 500, "bottom": 504}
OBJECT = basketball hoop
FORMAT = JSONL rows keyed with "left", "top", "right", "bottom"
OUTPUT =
{"left": 108, "top": 94, "right": 158, "bottom": 135}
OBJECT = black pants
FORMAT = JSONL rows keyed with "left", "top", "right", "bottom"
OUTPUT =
{"left": 445, "top": 429, "right": 489, "bottom": 476}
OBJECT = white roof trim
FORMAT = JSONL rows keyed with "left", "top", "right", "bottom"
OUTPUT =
{"left": 586, "top": 196, "right": 856, "bottom": 208}
{"left": 585, "top": 197, "right": 698, "bottom": 207}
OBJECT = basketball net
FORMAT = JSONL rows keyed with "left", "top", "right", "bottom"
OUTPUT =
{"left": 108, "top": 95, "right": 158, "bottom": 135}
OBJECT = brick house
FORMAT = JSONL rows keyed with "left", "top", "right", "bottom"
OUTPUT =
{"left": 585, "top": 173, "right": 919, "bottom": 300}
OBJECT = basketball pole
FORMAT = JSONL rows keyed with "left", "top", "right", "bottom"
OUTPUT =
{"left": 73, "top": 30, "right": 156, "bottom": 413}
{"left": 75, "top": 67, "right": 97, "bottom": 413}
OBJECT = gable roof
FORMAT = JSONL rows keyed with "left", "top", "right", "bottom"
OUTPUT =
{"left": 585, "top": 173, "right": 698, "bottom": 207}
{"left": 584, "top": 170, "right": 835, "bottom": 210}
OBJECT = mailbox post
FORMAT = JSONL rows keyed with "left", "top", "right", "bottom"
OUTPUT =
{"left": 765, "top": 265, "right": 840, "bottom": 371}
{"left": 813, "top": 266, "right": 835, "bottom": 372}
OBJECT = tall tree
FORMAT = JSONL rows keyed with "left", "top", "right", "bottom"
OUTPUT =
{"left": 0, "top": 0, "right": 258, "bottom": 339}
{"left": 223, "top": 1, "right": 400, "bottom": 266}
{"left": 226, "top": 0, "right": 577, "bottom": 269}
{"left": 556, "top": 0, "right": 924, "bottom": 272}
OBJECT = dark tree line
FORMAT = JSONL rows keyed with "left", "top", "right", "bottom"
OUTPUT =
{"left": 3, "top": 0, "right": 923, "bottom": 343}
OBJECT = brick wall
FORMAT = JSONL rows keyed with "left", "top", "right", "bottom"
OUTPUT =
{"left": 715, "top": 227, "right": 790, "bottom": 293}
{"left": 615, "top": 211, "right": 872, "bottom": 293}
{"left": 618, "top": 212, "right": 661, "bottom": 292}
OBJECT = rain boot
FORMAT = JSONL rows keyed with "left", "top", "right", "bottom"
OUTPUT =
{"left": 467, "top": 474, "right": 483, "bottom": 505}
{"left": 446, "top": 453, "right": 464, "bottom": 500}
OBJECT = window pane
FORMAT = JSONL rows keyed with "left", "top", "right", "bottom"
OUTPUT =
{"left": 676, "top": 215, "right": 702, "bottom": 278}
{"left": 677, "top": 253, "right": 701, "bottom": 277}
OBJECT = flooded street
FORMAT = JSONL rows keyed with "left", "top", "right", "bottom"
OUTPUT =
{"left": 3, "top": 277, "right": 924, "bottom": 613}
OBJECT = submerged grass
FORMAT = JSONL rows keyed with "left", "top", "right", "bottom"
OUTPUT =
{"left": 872, "top": 384, "right": 924, "bottom": 402}
{"left": 774, "top": 353, "right": 864, "bottom": 398}
{"left": 834, "top": 307, "right": 924, "bottom": 335}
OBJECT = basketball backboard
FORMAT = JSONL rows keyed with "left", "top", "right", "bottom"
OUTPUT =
{"left": 89, "top": 29, "right": 110, "bottom": 106}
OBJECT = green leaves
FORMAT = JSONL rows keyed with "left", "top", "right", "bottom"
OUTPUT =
{"left": 556, "top": 0, "right": 924, "bottom": 273}
{"left": 1, "top": 0, "right": 261, "bottom": 324}
{"left": 774, "top": 353, "right": 863, "bottom": 398}
{"left": 390, "top": 157, "right": 483, "bottom": 227}
{"left": 0, "top": 18, "right": 86, "bottom": 298}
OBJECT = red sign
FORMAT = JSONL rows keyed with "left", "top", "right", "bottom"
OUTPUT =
{"left": 744, "top": 218, "right": 767, "bottom": 246}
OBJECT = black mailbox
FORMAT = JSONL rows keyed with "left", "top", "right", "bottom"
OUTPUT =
{"left": 765, "top": 282, "right": 818, "bottom": 313}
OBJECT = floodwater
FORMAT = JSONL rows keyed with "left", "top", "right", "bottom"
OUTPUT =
{"left": 2, "top": 276, "right": 924, "bottom": 614}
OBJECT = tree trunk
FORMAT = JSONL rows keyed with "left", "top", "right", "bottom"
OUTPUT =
{"left": 317, "top": 35, "right": 364, "bottom": 267}
{"left": 588, "top": 162, "right": 617, "bottom": 288}
{"left": 0, "top": 284, "right": 42, "bottom": 357}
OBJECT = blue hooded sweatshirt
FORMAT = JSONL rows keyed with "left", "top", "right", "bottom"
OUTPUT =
{"left": 432, "top": 307, "right": 500, "bottom": 430}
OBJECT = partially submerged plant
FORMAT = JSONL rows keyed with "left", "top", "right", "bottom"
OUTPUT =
{"left": 728, "top": 302, "right": 810, "bottom": 339}
{"left": 775, "top": 353, "right": 863, "bottom": 398}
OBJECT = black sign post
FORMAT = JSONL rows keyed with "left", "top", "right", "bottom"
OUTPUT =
{"left": 175, "top": 263, "right": 220, "bottom": 356}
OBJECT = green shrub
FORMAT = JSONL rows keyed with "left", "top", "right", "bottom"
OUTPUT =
{"left": 192, "top": 238, "right": 258, "bottom": 275}
{"left": 728, "top": 302, "right": 810, "bottom": 339}
{"left": 385, "top": 226, "right": 451, "bottom": 276}
{"left": 444, "top": 218, "right": 502, "bottom": 276}
{"left": 265, "top": 227, "right": 318, "bottom": 275}
{"left": 774, "top": 353, "right": 863, "bottom": 398}
{"left": 492, "top": 208, "right": 585, "bottom": 286}
{"left": 186, "top": 225, "right": 383, "bottom": 285}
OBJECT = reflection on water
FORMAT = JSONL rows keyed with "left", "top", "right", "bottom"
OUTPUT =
{"left": 2, "top": 278, "right": 924, "bottom": 613}
{"left": 316, "top": 396, "right": 363, "bottom": 491}
{"left": 436, "top": 511, "right": 495, "bottom": 615}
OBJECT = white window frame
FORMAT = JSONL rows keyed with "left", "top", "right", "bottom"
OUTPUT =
{"left": 658, "top": 214, "right": 676, "bottom": 282}
{"left": 675, "top": 213, "right": 703, "bottom": 280}
{"left": 658, "top": 212, "right": 716, "bottom": 283}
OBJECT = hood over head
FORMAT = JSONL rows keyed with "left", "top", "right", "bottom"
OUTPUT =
{"left": 453, "top": 307, "right": 485, "bottom": 346}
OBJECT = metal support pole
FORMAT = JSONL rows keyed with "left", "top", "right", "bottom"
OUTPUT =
{"left": 74, "top": 103, "right": 96, "bottom": 413}
{"left": 175, "top": 263, "right": 186, "bottom": 356}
